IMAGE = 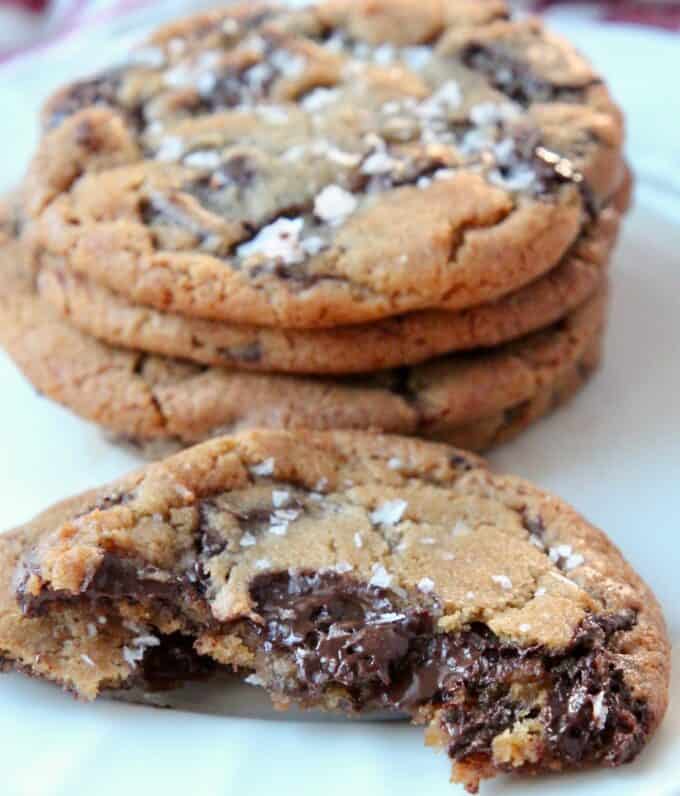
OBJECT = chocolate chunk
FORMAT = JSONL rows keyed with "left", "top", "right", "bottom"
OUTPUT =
{"left": 214, "top": 155, "right": 258, "bottom": 189}
{"left": 461, "top": 44, "right": 594, "bottom": 107}
{"left": 249, "top": 571, "right": 437, "bottom": 705}
{"left": 46, "top": 69, "right": 126, "bottom": 130}
{"left": 217, "top": 341, "right": 263, "bottom": 364}
{"left": 18, "top": 553, "right": 186, "bottom": 616}
{"left": 521, "top": 508, "right": 545, "bottom": 538}
{"left": 450, "top": 453, "right": 475, "bottom": 472}
{"left": 141, "top": 632, "right": 217, "bottom": 690}
{"left": 243, "top": 570, "right": 647, "bottom": 774}
{"left": 389, "top": 367, "right": 417, "bottom": 403}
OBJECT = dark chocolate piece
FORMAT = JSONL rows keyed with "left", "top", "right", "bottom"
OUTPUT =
{"left": 461, "top": 44, "right": 596, "bottom": 107}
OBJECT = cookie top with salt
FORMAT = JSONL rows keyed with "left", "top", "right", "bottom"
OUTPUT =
{"left": 0, "top": 429, "right": 668, "bottom": 734}
{"left": 24, "top": 0, "right": 623, "bottom": 327}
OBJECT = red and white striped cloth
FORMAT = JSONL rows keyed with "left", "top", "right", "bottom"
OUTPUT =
{"left": 1, "top": 0, "right": 679, "bottom": 64}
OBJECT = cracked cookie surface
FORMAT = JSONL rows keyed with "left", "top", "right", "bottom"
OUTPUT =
{"left": 0, "top": 430, "right": 669, "bottom": 792}
{"left": 0, "top": 229, "right": 607, "bottom": 450}
{"left": 22, "top": 0, "right": 624, "bottom": 328}
{"left": 36, "top": 197, "right": 622, "bottom": 374}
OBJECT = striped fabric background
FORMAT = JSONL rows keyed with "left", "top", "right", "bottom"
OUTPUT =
{"left": 1, "top": 0, "right": 679, "bottom": 64}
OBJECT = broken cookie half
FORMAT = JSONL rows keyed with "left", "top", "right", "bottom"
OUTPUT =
{"left": 0, "top": 431, "right": 669, "bottom": 792}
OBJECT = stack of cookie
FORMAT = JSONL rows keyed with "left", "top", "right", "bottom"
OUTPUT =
{"left": 0, "top": 0, "right": 630, "bottom": 455}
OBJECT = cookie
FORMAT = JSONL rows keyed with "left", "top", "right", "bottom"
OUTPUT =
{"left": 23, "top": 0, "right": 624, "bottom": 328}
{"left": 0, "top": 430, "right": 669, "bottom": 792}
{"left": 36, "top": 199, "right": 620, "bottom": 374}
{"left": 0, "top": 232, "right": 606, "bottom": 450}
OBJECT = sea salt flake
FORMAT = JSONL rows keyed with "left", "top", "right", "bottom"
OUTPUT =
{"left": 361, "top": 149, "right": 399, "bottom": 176}
{"left": 418, "top": 80, "right": 462, "bottom": 119}
{"left": 163, "top": 63, "right": 193, "bottom": 88}
{"left": 246, "top": 62, "right": 274, "bottom": 89}
{"left": 87, "top": 623, "right": 97, "bottom": 638}
{"left": 273, "top": 509, "right": 300, "bottom": 523}
{"left": 324, "top": 146, "right": 362, "bottom": 167}
{"left": 222, "top": 18, "right": 240, "bottom": 35}
{"left": 314, "top": 185, "right": 358, "bottom": 225}
{"left": 240, "top": 532, "right": 257, "bottom": 547}
{"left": 592, "top": 691, "right": 607, "bottom": 727}
{"left": 452, "top": 520, "right": 471, "bottom": 538}
{"left": 369, "top": 564, "right": 392, "bottom": 588}
{"left": 268, "top": 523, "right": 288, "bottom": 536}
{"left": 301, "top": 235, "right": 326, "bottom": 256}
{"left": 373, "top": 43, "right": 396, "bottom": 65}
{"left": 238, "top": 219, "right": 306, "bottom": 265}
{"left": 257, "top": 105, "right": 289, "bottom": 124}
{"left": 466, "top": 591, "right": 475, "bottom": 599}
{"left": 387, "top": 457, "right": 402, "bottom": 470}
{"left": 301, "top": 87, "right": 340, "bottom": 112}
{"left": 382, "top": 100, "right": 402, "bottom": 115}
{"left": 420, "top": 537, "right": 435, "bottom": 545}
{"left": 254, "top": 558, "right": 271, "bottom": 571}
{"left": 534, "top": 587, "right": 547, "bottom": 597}
{"left": 418, "top": 577, "right": 435, "bottom": 594}
{"left": 134, "top": 635, "right": 161, "bottom": 648}
{"left": 183, "top": 150, "right": 222, "bottom": 170}
{"left": 469, "top": 101, "right": 519, "bottom": 127}
{"left": 270, "top": 49, "right": 306, "bottom": 78}
{"left": 370, "top": 612, "right": 405, "bottom": 624}
{"left": 442, "top": 551, "right": 455, "bottom": 561}
{"left": 123, "top": 646, "right": 144, "bottom": 667}
{"left": 155, "top": 136, "right": 183, "bottom": 162}
{"left": 196, "top": 71, "right": 218, "bottom": 97}
{"left": 491, "top": 574, "right": 513, "bottom": 590}
{"left": 564, "top": 553, "right": 584, "bottom": 571}
{"left": 370, "top": 499, "right": 408, "bottom": 527}
{"left": 519, "top": 623, "right": 532, "bottom": 633}
{"left": 401, "top": 46, "right": 432, "bottom": 71}
{"left": 354, "top": 532, "right": 363, "bottom": 548}
{"left": 244, "top": 673, "right": 264, "bottom": 686}
{"left": 334, "top": 561, "right": 353, "bottom": 574}
{"left": 272, "top": 490, "right": 290, "bottom": 508}
{"left": 80, "top": 654, "right": 96, "bottom": 667}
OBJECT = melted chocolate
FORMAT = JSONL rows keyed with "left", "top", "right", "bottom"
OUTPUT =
{"left": 246, "top": 571, "right": 648, "bottom": 772}
{"left": 18, "top": 553, "right": 188, "bottom": 617}
{"left": 141, "top": 632, "right": 216, "bottom": 690}
{"left": 249, "top": 571, "right": 436, "bottom": 704}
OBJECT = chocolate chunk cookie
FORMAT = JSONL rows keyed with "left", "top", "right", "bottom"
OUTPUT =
{"left": 36, "top": 197, "right": 621, "bottom": 374}
{"left": 23, "top": 0, "right": 624, "bottom": 328}
{"left": 0, "top": 430, "right": 669, "bottom": 792}
{"left": 0, "top": 231, "right": 607, "bottom": 451}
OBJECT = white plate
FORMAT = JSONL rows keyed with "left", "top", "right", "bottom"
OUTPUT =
{"left": 0, "top": 14, "right": 679, "bottom": 796}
